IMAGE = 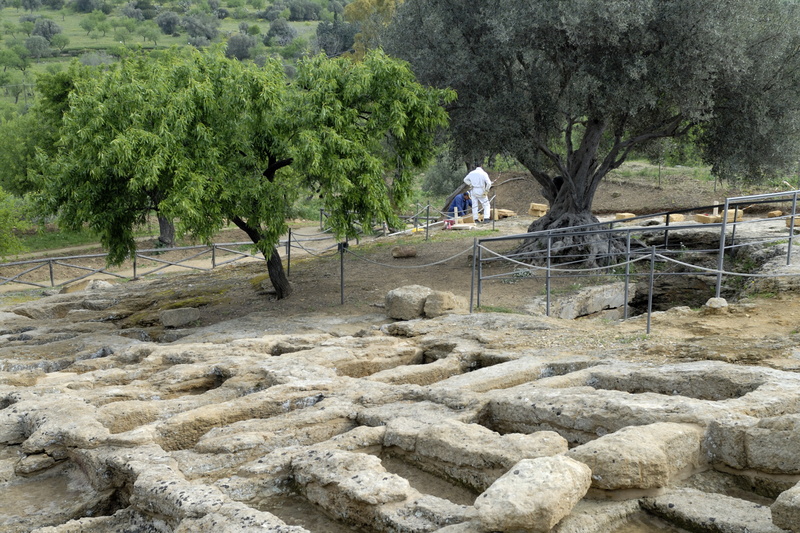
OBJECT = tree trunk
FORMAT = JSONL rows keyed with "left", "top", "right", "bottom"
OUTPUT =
{"left": 231, "top": 216, "right": 292, "bottom": 299}
{"left": 515, "top": 186, "right": 627, "bottom": 267}
{"left": 157, "top": 215, "right": 175, "bottom": 247}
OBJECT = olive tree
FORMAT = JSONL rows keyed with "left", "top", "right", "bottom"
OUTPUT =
{"left": 34, "top": 48, "right": 452, "bottom": 298}
{"left": 387, "top": 0, "right": 800, "bottom": 262}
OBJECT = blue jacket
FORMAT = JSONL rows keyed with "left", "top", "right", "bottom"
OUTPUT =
{"left": 448, "top": 194, "right": 472, "bottom": 216}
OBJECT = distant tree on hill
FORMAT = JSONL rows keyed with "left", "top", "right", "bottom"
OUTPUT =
{"left": 72, "top": 0, "right": 108, "bottom": 14}
{"left": 315, "top": 19, "right": 355, "bottom": 57}
{"left": 50, "top": 32, "right": 68, "bottom": 51}
{"left": 21, "top": 0, "right": 42, "bottom": 11}
{"left": 155, "top": 10, "right": 180, "bottom": 34}
{"left": 182, "top": 13, "right": 219, "bottom": 42}
{"left": 226, "top": 32, "right": 255, "bottom": 59}
{"left": 25, "top": 35, "right": 51, "bottom": 59}
{"left": 265, "top": 17, "right": 294, "bottom": 46}
{"left": 344, "top": 0, "right": 400, "bottom": 59}
{"left": 31, "top": 18, "right": 61, "bottom": 42}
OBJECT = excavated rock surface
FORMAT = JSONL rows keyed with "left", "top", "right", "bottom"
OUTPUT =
{"left": 1, "top": 253, "right": 800, "bottom": 532}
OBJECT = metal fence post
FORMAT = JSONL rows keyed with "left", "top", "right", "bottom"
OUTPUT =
{"left": 133, "top": 254, "right": 137, "bottom": 280}
{"left": 789, "top": 191, "right": 798, "bottom": 265}
{"left": 546, "top": 235, "right": 552, "bottom": 317}
{"left": 477, "top": 238, "right": 484, "bottom": 308}
{"left": 624, "top": 232, "right": 631, "bottom": 319}
{"left": 426, "top": 205, "right": 430, "bottom": 241}
{"left": 49, "top": 260, "right": 54, "bottom": 287}
{"left": 469, "top": 238, "right": 477, "bottom": 312}
{"left": 286, "top": 228, "right": 291, "bottom": 277}
{"left": 647, "top": 246, "right": 656, "bottom": 334}
{"left": 715, "top": 199, "right": 730, "bottom": 298}
{"left": 339, "top": 240, "right": 348, "bottom": 305}
{"left": 211, "top": 244, "right": 216, "bottom": 269}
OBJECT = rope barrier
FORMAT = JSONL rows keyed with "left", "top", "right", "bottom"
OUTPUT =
{"left": 344, "top": 245, "right": 473, "bottom": 269}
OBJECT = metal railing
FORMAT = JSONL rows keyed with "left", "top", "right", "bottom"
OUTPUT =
{"left": 470, "top": 190, "right": 800, "bottom": 331}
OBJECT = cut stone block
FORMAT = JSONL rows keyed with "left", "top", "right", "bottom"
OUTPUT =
{"left": 475, "top": 456, "right": 591, "bottom": 533}
{"left": 695, "top": 213, "right": 717, "bottom": 224}
{"left": 662, "top": 213, "right": 685, "bottom": 223}
{"left": 615, "top": 212, "right": 636, "bottom": 220}
{"left": 643, "top": 488, "right": 785, "bottom": 533}
{"left": 385, "top": 285, "right": 434, "bottom": 320}
{"left": 566, "top": 422, "right": 705, "bottom": 490}
{"left": 771, "top": 480, "right": 800, "bottom": 531}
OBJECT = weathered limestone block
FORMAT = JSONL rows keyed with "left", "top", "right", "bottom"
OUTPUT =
{"left": 424, "top": 291, "right": 468, "bottom": 318}
{"left": 415, "top": 420, "right": 567, "bottom": 470}
{"left": 552, "top": 500, "right": 642, "bottom": 533}
{"left": 702, "top": 297, "right": 729, "bottom": 315}
{"left": 130, "top": 464, "right": 227, "bottom": 520}
{"left": 616, "top": 212, "right": 636, "bottom": 220}
{"left": 14, "top": 452, "right": 56, "bottom": 475}
{"left": 357, "top": 400, "right": 471, "bottom": 428}
{"left": 292, "top": 449, "right": 436, "bottom": 532}
{"left": 385, "top": 285, "right": 434, "bottom": 320}
{"left": 174, "top": 501, "right": 308, "bottom": 532}
{"left": 367, "top": 355, "right": 464, "bottom": 386}
{"left": 529, "top": 203, "right": 548, "bottom": 217}
{"left": 154, "top": 385, "right": 333, "bottom": 451}
{"left": 706, "top": 416, "right": 755, "bottom": 471}
{"left": 525, "top": 282, "right": 635, "bottom": 319}
{"left": 746, "top": 414, "right": 800, "bottom": 475}
{"left": 643, "top": 488, "right": 785, "bottom": 533}
{"left": 392, "top": 246, "right": 417, "bottom": 258}
{"left": 383, "top": 419, "right": 568, "bottom": 492}
{"left": 708, "top": 414, "right": 800, "bottom": 475}
{"left": 24, "top": 507, "right": 172, "bottom": 533}
{"left": 160, "top": 307, "right": 200, "bottom": 328}
{"left": 772, "top": 481, "right": 800, "bottom": 532}
{"left": 293, "top": 449, "right": 411, "bottom": 506}
{"left": 11, "top": 396, "right": 110, "bottom": 453}
{"left": 194, "top": 399, "right": 357, "bottom": 454}
{"left": 293, "top": 337, "right": 424, "bottom": 377}
{"left": 566, "top": 422, "right": 705, "bottom": 490}
{"left": 474, "top": 456, "right": 591, "bottom": 533}
{"left": 427, "top": 356, "right": 598, "bottom": 395}
{"left": 663, "top": 213, "right": 686, "bottom": 223}
{"left": 767, "top": 210, "right": 783, "bottom": 218}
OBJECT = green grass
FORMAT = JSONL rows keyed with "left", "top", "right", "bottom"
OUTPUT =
{"left": 607, "top": 159, "right": 713, "bottom": 182}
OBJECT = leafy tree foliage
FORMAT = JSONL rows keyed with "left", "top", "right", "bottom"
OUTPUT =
{"left": 0, "top": 186, "right": 26, "bottom": 258}
{"left": 33, "top": 48, "right": 452, "bottom": 298}
{"left": 387, "top": 0, "right": 800, "bottom": 260}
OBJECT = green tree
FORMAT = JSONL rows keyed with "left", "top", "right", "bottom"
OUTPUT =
{"left": 50, "top": 32, "right": 69, "bottom": 51}
{"left": 387, "top": 0, "right": 800, "bottom": 261}
{"left": 344, "top": 0, "right": 401, "bottom": 59}
{"left": 0, "top": 186, "right": 26, "bottom": 258}
{"left": 34, "top": 48, "right": 452, "bottom": 298}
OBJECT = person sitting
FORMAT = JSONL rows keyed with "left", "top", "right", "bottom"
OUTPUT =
{"left": 448, "top": 191, "right": 472, "bottom": 219}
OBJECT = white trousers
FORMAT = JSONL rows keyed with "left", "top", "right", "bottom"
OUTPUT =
{"left": 471, "top": 189, "right": 490, "bottom": 221}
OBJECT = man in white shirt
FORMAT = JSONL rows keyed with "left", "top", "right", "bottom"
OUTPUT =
{"left": 463, "top": 166, "right": 492, "bottom": 224}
